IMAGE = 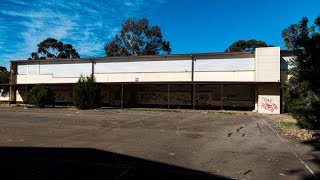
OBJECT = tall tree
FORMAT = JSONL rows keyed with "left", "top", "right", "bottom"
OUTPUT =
{"left": 0, "top": 69, "right": 10, "bottom": 84}
{"left": 282, "top": 16, "right": 320, "bottom": 129}
{"left": 225, "top": 39, "right": 271, "bottom": 52}
{"left": 29, "top": 38, "right": 80, "bottom": 60}
{"left": 104, "top": 18, "right": 171, "bottom": 56}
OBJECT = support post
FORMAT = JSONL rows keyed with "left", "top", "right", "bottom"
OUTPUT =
{"left": 8, "top": 85, "right": 11, "bottom": 107}
{"left": 121, "top": 84, "right": 124, "bottom": 109}
{"left": 167, "top": 84, "right": 170, "bottom": 109}
{"left": 9, "top": 62, "right": 12, "bottom": 106}
{"left": 191, "top": 56, "right": 195, "bottom": 82}
{"left": 192, "top": 83, "right": 196, "bottom": 110}
{"left": 9, "top": 62, "right": 16, "bottom": 105}
{"left": 91, "top": 59, "right": 95, "bottom": 77}
{"left": 220, "top": 84, "right": 224, "bottom": 110}
{"left": 25, "top": 85, "right": 28, "bottom": 104}
{"left": 191, "top": 56, "right": 196, "bottom": 110}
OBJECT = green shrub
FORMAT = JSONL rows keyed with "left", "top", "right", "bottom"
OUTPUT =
{"left": 28, "top": 84, "right": 55, "bottom": 108}
{"left": 73, "top": 75, "right": 100, "bottom": 109}
{"left": 284, "top": 85, "right": 320, "bottom": 129}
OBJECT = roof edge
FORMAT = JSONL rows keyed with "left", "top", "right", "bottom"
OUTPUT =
{"left": 10, "top": 51, "right": 255, "bottom": 63}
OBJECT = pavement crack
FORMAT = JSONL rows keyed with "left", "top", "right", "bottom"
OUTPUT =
{"left": 243, "top": 169, "right": 252, "bottom": 175}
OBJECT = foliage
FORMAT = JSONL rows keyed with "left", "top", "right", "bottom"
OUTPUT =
{"left": 0, "top": 67, "right": 10, "bottom": 96}
{"left": 29, "top": 38, "right": 80, "bottom": 60}
{"left": 225, "top": 39, "right": 271, "bottom": 52}
{"left": 28, "top": 84, "right": 55, "bottom": 108}
{"left": 73, "top": 75, "right": 100, "bottom": 109}
{"left": 0, "top": 66, "right": 7, "bottom": 72}
{"left": 104, "top": 18, "right": 171, "bottom": 56}
{"left": 282, "top": 16, "right": 320, "bottom": 129}
{"left": 0, "top": 70, "right": 10, "bottom": 84}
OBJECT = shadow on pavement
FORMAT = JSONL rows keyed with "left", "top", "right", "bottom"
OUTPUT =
{"left": 301, "top": 140, "right": 320, "bottom": 180}
{"left": 0, "top": 146, "right": 229, "bottom": 179}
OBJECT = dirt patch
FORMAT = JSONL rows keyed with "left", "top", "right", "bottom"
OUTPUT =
{"left": 0, "top": 103, "right": 10, "bottom": 108}
{"left": 267, "top": 114, "right": 312, "bottom": 141}
{"left": 267, "top": 114, "right": 297, "bottom": 123}
{"left": 280, "top": 127, "right": 312, "bottom": 141}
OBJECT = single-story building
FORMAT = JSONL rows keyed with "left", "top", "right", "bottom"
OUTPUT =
{"left": 1, "top": 47, "right": 294, "bottom": 114}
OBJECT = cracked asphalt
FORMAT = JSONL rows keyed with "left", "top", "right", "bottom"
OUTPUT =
{"left": 0, "top": 107, "right": 319, "bottom": 179}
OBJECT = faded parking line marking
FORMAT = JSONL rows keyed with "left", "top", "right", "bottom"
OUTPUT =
{"left": 262, "top": 119, "right": 318, "bottom": 179}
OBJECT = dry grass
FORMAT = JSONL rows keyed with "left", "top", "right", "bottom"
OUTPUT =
{"left": 267, "top": 114, "right": 312, "bottom": 141}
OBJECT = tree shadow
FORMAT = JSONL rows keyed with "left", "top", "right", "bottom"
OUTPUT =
{"left": 301, "top": 139, "right": 320, "bottom": 180}
{"left": 0, "top": 146, "right": 229, "bottom": 179}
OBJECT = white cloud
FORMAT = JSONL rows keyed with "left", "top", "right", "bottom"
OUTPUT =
{"left": 0, "top": 0, "right": 167, "bottom": 66}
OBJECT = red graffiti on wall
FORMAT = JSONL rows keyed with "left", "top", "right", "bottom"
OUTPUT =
{"left": 261, "top": 97, "right": 278, "bottom": 112}
{"left": 261, "top": 102, "right": 278, "bottom": 112}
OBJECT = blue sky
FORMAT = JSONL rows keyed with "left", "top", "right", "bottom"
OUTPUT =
{"left": 0, "top": 0, "right": 319, "bottom": 67}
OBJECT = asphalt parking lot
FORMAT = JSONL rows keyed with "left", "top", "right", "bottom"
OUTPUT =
{"left": 0, "top": 107, "right": 319, "bottom": 179}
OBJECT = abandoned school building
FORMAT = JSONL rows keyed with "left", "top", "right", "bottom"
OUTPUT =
{"left": 0, "top": 47, "right": 294, "bottom": 114}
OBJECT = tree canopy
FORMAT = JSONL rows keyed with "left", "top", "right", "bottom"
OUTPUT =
{"left": 0, "top": 66, "right": 7, "bottom": 72}
{"left": 104, "top": 18, "right": 171, "bottom": 57}
{"left": 0, "top": 68, "right": 10, "bottom": 84}
{"left": 282, "top": 16, "right": 320, "bottom": 129}
{"left": 225, "top": 39, "right": 271, "bottom": 52}
{"left": 29, "top": 38, "right": 80, "bottom": 60}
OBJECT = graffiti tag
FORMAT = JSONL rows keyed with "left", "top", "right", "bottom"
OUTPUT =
{"left": 261, "top": 97, "right": 278, "bottom": 112}
{"left": 140, "top": 93, "right": 158, "bottom": 102}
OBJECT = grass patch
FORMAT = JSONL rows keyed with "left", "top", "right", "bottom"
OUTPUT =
{"left": 278, "top": 121, "right": 298, "bottom": 129}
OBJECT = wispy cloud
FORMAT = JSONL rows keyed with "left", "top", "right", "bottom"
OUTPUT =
{"left": 0, "top": 0, "right": 166, "bottom": 67}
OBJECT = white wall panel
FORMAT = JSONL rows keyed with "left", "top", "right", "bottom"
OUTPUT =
{"left": 194, "top": 71, "right": 255, "bottom": 82}
{"left": 17, "top": 75, "right": 79, "bottom": 84}
{"left": 17, "top": 64, "right": 39, "bottom": 75}
{"left": 95, "top": 60, "right": 191, "bottom": 73}
{"left": 195, "top": 58, "right": 254, "bottom": 71}
{"left": 28, "top": 64, "right": 39, "bottom": 75}
{"left": 95, "top": 72, "right": 191, "bottom": 82}
{"left": 17, "top": 65, "right": 28, "bottom": 75}
{"left": 256, "top": 47, "right": 280, "bottom": 82}
{"left": 40, "top": 63, "right": 92, "bottom": 77}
